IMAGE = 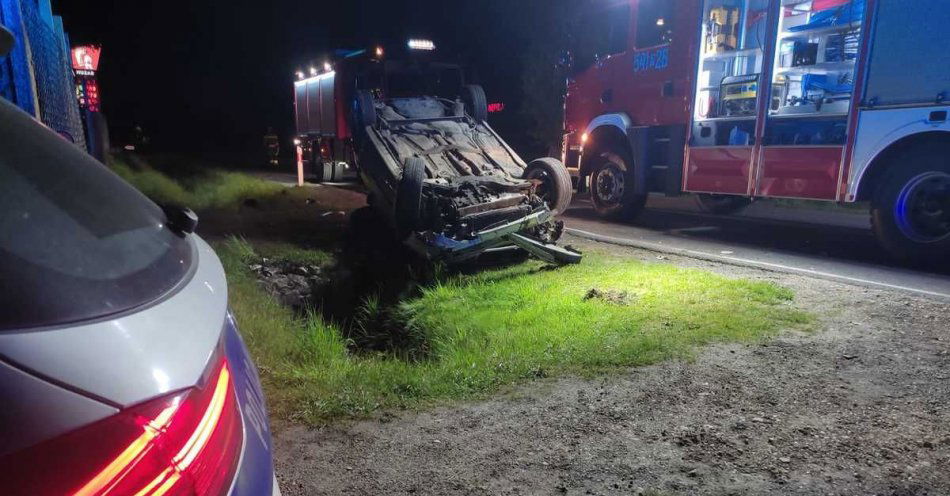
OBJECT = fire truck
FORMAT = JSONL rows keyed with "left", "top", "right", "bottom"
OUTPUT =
{"left": 563, "top": 0, "right": 949, "bottom": 263}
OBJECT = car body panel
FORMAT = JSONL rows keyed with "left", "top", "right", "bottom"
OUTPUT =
{"left": 0, "top": 237, "right": 227, "bottom": 408}
{"left": 224, "top": 313, "right": 277, "bottom": 496}
{"left": 0, "top": 95, "right": 277, "bottom": 494}
{"left": 0, "top": 359, "right": 118, "bottom": 457}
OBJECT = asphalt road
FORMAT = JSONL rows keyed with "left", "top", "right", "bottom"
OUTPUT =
{"left": 564, "top": 194, "right": 950, "bottom": 301}
{"left": 258, "top": 171, "right": 950, "bottom": 300}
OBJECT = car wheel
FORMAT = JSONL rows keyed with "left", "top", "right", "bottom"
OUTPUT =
{"left": 395, "top": 157, "right": 427, "bottom": 238}
{"left": 871, "top": 145, "right": 950, "bottom": 265}
{"left": 695, "top": 194, "right": 753, "bottom": 215}
{"left": 354, "top": 90, "right": 377, "bottom": 129}
{"left": 589, "top": 152, "right": 647, "bottom": 220}
{"left": 462, "top": 85, "right": 488, "bottom": 123}
{"left": 524, "top": 157, "right": 573, "bottom": 216}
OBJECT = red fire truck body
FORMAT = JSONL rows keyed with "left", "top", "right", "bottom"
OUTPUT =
{"left": 563, "top": 1, "right": 700, "bottom": 200}
{"left": 564, "top": 0, "right": 950, "bottom": 262}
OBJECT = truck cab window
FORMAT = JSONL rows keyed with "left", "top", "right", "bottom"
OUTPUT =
{"left": 636, "top": 0, "right": 675, "bottom": 48}
{"left": 606, "top": 3, "right": 632, "bottom": 55}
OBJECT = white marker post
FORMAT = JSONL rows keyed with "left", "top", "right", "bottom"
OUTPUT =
{"left": 296, "top": 145, "right": 304, "bottom": 187}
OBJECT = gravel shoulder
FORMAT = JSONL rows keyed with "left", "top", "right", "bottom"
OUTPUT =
{"left": 272, "top": 233, "right": 950, "bottom": 495}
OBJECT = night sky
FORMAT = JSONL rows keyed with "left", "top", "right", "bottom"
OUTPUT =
{"left": 57, "top": 0, "right": 585, "bottom": 161}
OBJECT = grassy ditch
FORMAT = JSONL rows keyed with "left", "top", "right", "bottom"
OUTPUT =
{"left": 218, "top": 238, "right": 813, "bottom": 424}
{"left": 109, "top": 157, "right": 283, "bottom": 211}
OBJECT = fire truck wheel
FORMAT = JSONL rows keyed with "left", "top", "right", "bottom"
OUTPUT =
{"left": 395, "top": 157, "right": 427, "bottom": 239}
{"left": 872, "top": 146, "right": 950, "bottom": 266}
{"left": 462, "top": 85, "right": 488, "bottom": 123}
{"left": 524, "top": 158, "right": 573, "bottom": 216}
{"left": 695, "top": 194, "right": 753, "bottom": 215}
{"left": 355, "top": 90, "right": 378, "bottom": 128}
{"left": 589, "top": 153, "right": 647, "bottom": 220}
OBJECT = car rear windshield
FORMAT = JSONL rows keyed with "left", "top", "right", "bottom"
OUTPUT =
{"left": 0, "top": 101, "right": 194, "bottom": 330}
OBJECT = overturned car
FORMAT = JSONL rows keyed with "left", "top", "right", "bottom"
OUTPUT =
{"left": 293, "top": 42, "right": 579, "bottom": 264}
{"left": 352, "top": 88, "right": 580, "bottom": 264}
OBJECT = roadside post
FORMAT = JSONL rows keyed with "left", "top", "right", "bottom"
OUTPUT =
{"left": 295, "top": 141, "right": 304, "bottom": 187}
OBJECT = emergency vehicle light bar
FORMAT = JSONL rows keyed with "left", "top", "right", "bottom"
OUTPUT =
{"left": 407, "top": 39, "right": 436, "bottom": 51}
{"left": 294, "top": 71, "right": 336, "bottom": 86}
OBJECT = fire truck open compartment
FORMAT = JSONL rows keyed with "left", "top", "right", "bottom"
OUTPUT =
{"left": 687, "top": 0, "right": 868, "bottom": 200}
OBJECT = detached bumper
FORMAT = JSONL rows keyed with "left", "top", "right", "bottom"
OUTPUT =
{"left": 407, "top": 209, "right": 582, "bottom": 265}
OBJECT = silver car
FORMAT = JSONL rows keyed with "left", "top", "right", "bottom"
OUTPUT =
{"left": 0, "top": 96, "right": 279, "bottom": 494}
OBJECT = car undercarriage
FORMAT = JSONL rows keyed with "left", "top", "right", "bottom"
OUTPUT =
{"left": 355, "top": 93, "right": 580, "bottom": 265}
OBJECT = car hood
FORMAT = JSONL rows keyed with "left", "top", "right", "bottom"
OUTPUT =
{"left": 0, "top": 237, "right": 228, "bottom": 408}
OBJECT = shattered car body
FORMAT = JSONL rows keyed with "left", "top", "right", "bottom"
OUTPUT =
{"left": 355, "top": 94, "right": 581, "bottom": 264}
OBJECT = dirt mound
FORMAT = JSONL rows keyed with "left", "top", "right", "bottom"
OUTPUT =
{"left": 584, "top": 288, "right": 634, "bottom": 305}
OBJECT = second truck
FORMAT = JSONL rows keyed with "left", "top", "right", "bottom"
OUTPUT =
{"left": 563, "top": 0, "right": 949, "bottom": 264}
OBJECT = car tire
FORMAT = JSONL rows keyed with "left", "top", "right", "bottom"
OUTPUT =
{"left": 395, "top": 157, "right": 427, "bottom": 238}
{"left": 695, "top": 194, "right": 753, "bottom": 215}
{"left": 589, "top": 152, "right": 647, "bottom": 220}
{"left": 354, "top": 90, "right": 377, "bottom": 129}
{"left": 871, "top": 144, "right": 950, "bottom": 265}
{"left": 524, "top": 157, "right": 573, "bottom": 216}
{"left": 462, "top": 85, "right": 488, "bottom": 123}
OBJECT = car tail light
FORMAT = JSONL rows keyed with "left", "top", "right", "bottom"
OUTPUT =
{"left": 1, "top": 351, "right": 243, "bottom": 495}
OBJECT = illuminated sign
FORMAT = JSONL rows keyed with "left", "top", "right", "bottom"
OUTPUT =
{"left": 407, "top": 39, "right": 435, "bottom": 51}
{"left": 488, "top": 103, "right": 505, "bottom": 113}
{"left": 71, "top": 45, "right": 102, "bottom": 72}
{"left": 75, "top": 78, "right": 100, "bottom": 112}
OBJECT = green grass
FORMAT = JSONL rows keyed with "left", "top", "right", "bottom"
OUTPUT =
{"left": 217, "top": 238, "right": 813, "bottom": 424}
{"left": 248, "top": 241, "right": 336, "bottom": 267}
{"left": 109, "top": 158, "right": 283, "bottom": 211}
